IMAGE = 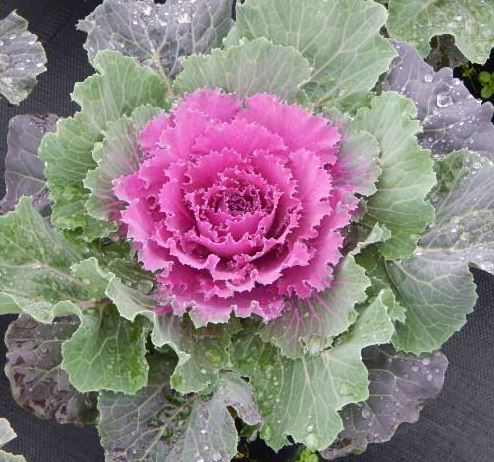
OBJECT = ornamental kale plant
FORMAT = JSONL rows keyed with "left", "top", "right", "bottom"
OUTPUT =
{"left": 1, "top": 0, "right": 494, "bottom": 461}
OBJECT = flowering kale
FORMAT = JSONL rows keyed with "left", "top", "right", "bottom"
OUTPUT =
{"left": 1, "top": 0, "right": 494, "bottom": 461}
{"left": 113, "top": 89, "right": 356, "bottom": 325}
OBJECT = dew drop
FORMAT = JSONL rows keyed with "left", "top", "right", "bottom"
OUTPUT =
{"left": 361, "top": 408, "right": 371, "bottom": 419}
{"left": 436, "top": 91, "right": 453, "bottom": 108}
{"left": 424, "top": 73, "right": 434, "bottom": 83}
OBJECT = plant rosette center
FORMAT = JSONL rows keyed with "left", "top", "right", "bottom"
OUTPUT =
{"left": 112, "top": 89, "right": 355, "bottom": 326}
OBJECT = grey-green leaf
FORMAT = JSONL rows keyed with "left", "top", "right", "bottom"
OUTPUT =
{"left": 98, "top": 355, "right": 261, "bottom": 462}
{"left": 78, "top": 0, "right": 233, "bottom": 81}
{"left": 386, "top": 0, "right": 494, "bottom": 64}
{"left": 234, "top": 0, "right": 396, "bottom": 111}
{"left": 71, "top": 256, "right": 236, "bottom": 394}
{"left": 0, "top": 197, "right": 87, "bottom": 322}
{"left": 0, "top": 419, "right": 26, "bottom": 462}
{"left": 5, "top": 314, "right": 97, "bottom": 425}
{"left": 1, "top": 114, "right": 57, "bottom": 214}
{"left": 39, "top": 51, "right": 168, "bottom": 237}
{"left": 84, "top": 105, "right": 163, "bottom": 235}
{"left": 354, "top": 92, "right": 436, "bottom": 260}
{"left": 320, "top": 346, "right": 447, "bottom": 460}
{"left": 0, "top": 11, "right": 46, "bottom": 105}
{"left": 232, "top": 291, "right": 395, "bottom": 451}
{"left": 387, "top": 150, "right": 494, "bottom": 353}
{"left": 259, "top": 255, "right": 369, "bottom": 358}
{"left": 61, "top": 305, "right": 149, "bottom": 394}
{"left": 174, "top": 37, "right": 312, "bottom": 100}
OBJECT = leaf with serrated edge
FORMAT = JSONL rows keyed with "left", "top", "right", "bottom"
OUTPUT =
{"left": 0, "top": 199, "right": 150, "bottom": 395}
{"left": 39, "top": 51, "right": 167, "bottom": 237}
{"left": 84, "top": 105, "right": 163, "bottom": 235}
{"left": 354, "top": 92, "right": 436, "bottom": 260}
{"left": 260, "top": 255, "right": 369, "bottom": 358}
{"left": 1, "top": 114, "right": 58, "bottom": 214}
{"left": 5, "top": 314, "right": 97, "bottom": 425}
{"left": 0, "top": 197, "right": 88, "bottom": 321}
{"left": 98, "top": 355, "right": 261, "bottom": 462}
{"left": 320, "top": 346, "right": 447, "bottom": 460}
{"left": 61, "top": 304, "right": 149, "bottom": 394}
{"left": 233, "top": 0, "right": 396, "bottom": 111}
{"left": 72, "top": 256, "right": 237, "bottom": 394}
{"left": 78, "top": 0, "right": 233, "bottom": 81}
{"left": 386, "top": 0, "right": 494, "bottom": 64}
{"left": 0, "top": 418, "right": 26, "bottom": 462}
{"left": 385, "top": 149, "right": 494, "bottom": 353}
{"left": 381, "top": 40, "right": 494, "bottom": 161}
{"left": 174, "top": 37, "right": 312, "bottom": 100}
{"left": 233, "top": 290, "right": 395, "bottom": 451}
{"left": 0, "top": 11, "right": 46, "bottom": 105}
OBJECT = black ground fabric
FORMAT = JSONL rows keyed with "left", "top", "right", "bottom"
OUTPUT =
{"left": 1, "top": 1, "right": 494, "bottom": 461}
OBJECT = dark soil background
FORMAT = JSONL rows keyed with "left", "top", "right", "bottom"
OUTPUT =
{"left": 1, "top": 1, "right": 494, "bottom": 461}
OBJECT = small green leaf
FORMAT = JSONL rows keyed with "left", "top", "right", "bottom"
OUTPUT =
{"left": 232, "top": 291, "right": 395, "bottom": 451}
{"left": 480, "top": 86, "right": 494, "bottom": 100}
{"left": 175, "top": 37, "right": 312, "bottom": 100}
{"left": 234, "top": 0, "right": 396, "bottom": 111}
{"left": 98, "top": 355, "right": 261, "bottom": 462}
{"left": 354, "top": 92, "right": 436, "bottom": 260}
{"left": 61, "top": 304, "right": 149, "bottom": 394}
{"left": 479, "top": 71, "right": 492, "bottom": 84}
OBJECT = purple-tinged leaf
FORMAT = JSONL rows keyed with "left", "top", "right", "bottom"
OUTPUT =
{"left": 4, "top": 314, "right": 98, "bottom": 425}
{"left": 78, "top": 0, "right": 233, "bottom": 81}
{"left": 381, "top": 41, "right": 494, "bottom": 161}
{"left": 320, "top": 346, "right": 447, "bottom": 460}
{"left": 1, "top": 114, "right": 58, "bottom": 214}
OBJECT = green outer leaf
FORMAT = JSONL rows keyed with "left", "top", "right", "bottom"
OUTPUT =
{"left": 84, "top": 105, "right": 164, "bottom": 235}
{"left": 354, "top": 92, "right": 436, "bottom": 260}
{"left": 386, "top": 150, "right": 494, "bottom": 353}
{"left": 72, "top": 257, "right": 237, "bottom": 394}
{"left": 0, "top": 418, "right": 26, "bottom": 462}
{"left": 98, "top": 355, "right": 261, "bottom": 462}
{"left": 5, "top": 314, "right": 97, "bottom": 425}
{"left": 232, "top": 291, "right": 395, "bottom": 451}
{"left": 174, "top": 37, "right": 312, "bottom": 99}
{"left": 0, "top": 11, "right": 46, "bottom": 105}
{"left": 386, "top": 0, "right": 494, "bottom": 64}
{"left": 61, "top": 304, "right": 149, "bottom": 394}
{"left": 259, "top": 255, "right": 369, "bottom": 358}
{"left": 234, "top": 0, "right": 396, "bottom": 111}
{"left": 0, "top": 197, "right": 87, "bottom": 322}
{"left": 39, "top": 51, "right": 168, "bottom": 236}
